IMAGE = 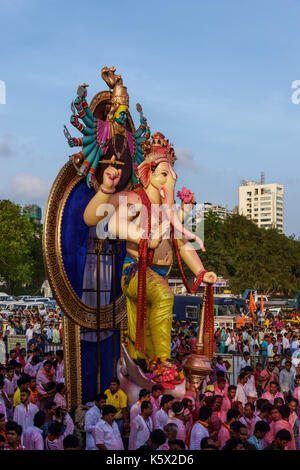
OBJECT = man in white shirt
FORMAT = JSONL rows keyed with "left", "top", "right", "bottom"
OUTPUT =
{"left": 128, "top": 401, "right": 153, "bottom": 450}
{"left": 234, "top": 372, "right": 249, "bottom": 407}
{"left": 13, "top": 388, "right": 39, "bottom": 433}
{"left": 268, "top": 337, "right": 276, "bottom": 357}
{"left": 55, "top": 350, "right": 64, "bottom": 384}
{"left": 239, "top": 402, "right": 259, "bottom": 438}
{"left": 150, "top": 385, "right": 163, "bottom": 416}
{"left": 25, "top": 325, "right": 34, "bottom": 343}
{"left": 275, "top": 335, "right": 283, "bottom": 355}
{"left": 242, "top": 330, "right": 249, "bottom": 342}
{"left": 189, "top": 406, "right": 211, "bottom": 450}
{"left": 0, "top": 380, "right": 8, "bottom": 422}
{"left": 24, "top": 356, "right": 41, "bottom": 377}
{"left": 94, "top": 405, "right": 124, "bottom": 450}
{"left": 279, "top": 361, "right": 295, "bottom": 398}
{"left": 291, "top": 335, "right": 299, "bottom": 354}
{"left": 84, "top": 393, "right": 107, "bottom": 450}
{"left": 153, "top": 394, "right": 174, "bottom": 430}
{"left": 33, "top": 320, "right": 41, "bottom": 335}
{"left": 130, "top": 389, "right": 150, "bottom": 423}
{"left": 237, "top": 352, "right": 251, "bottom": 375}
{"left": 244, "top": 367, "right": 256, "bottom": 397}
{"left": 258, "top": 329, "right": 265, "bottom": 344}
{"left": 7, "top": 323, "right": 15, "bottom": 336}
{"left": 282, "top": 333, "right": 290, "bottom": 353}
{"left": 23, "top": 410, "right": 45, "bottom": 450}
{"left": 225, "top": 332, "right": 236, "bottom": 353}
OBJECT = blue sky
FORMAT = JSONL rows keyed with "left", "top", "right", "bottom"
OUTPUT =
{"left": 0, "top": 0, "right": 300, "bottom": 235}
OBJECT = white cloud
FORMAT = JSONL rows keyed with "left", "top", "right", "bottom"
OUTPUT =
{"left": 175, "top": 148, "right": 198, "bottom": 170}
{"left": 0, "top": 134, "right": 35, "bottom": 159}
{"left": 0, "top": 134, "right": 14, "bottom": 158}
{"left": 10, "top": 173, "right": 51, "bottom": 200}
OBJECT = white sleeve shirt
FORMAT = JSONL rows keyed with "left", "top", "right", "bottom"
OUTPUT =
{"left": 13, "top": 403, "right": 39, "bottom": 431}
{"left": 84, "top": 405, "right": 102, "bottom": 450}
{"left": 94, "top": 419, "right": 124, "bottom": 450}
{"left": 153, "top": 408, "right": 169, "bottom": 430}
{"left": 189, "top": 423, "right": 209, "bottom": 450}
{"left": 23, "top": 426, "right": 44, "bottom": 450}
{"left": 128, "top": 415, "right": 153, "bottom": 450}
{"left": 234, "top": 383, "right": 247, "bottom": 406}
{"left": 130, "top": 401, "right": 141, "bottom": 423}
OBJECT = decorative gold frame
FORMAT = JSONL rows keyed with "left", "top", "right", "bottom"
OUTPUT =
{"left": 62, "top": 316, "right": 82, "bottom": 409}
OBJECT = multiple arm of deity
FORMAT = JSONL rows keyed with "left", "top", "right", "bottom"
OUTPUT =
{"left": 67, "top": 88, "right": 109, "bottom": 187}
{"left": 133, "top": 116, "right": 150, "bottom": 171}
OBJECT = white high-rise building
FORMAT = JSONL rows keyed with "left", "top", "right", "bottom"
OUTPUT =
{"left": 238, "top": 175, "right": 284, "bottom": 233}
{"left": 196, "top": 202, "right": 236, "bottom": 223}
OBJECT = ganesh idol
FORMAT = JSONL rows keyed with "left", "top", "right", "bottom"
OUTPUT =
{"left": 84, "top": 132, "right": 217, "bottom": 365}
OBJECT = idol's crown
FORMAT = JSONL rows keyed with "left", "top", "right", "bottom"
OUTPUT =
{"left": 141, "top": 132, "right": 177, "bottom": 165}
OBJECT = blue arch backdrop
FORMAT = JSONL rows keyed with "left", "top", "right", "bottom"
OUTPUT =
{"left": 60, "top": 178, "right": 126, "bottom": 401}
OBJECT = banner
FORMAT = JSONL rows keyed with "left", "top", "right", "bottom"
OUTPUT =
{"left": 7, "top": 335, "right": 27, "bottom": 354}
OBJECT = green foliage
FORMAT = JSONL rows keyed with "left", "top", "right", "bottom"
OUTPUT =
{"left": 0, "top": 200, "right": 45, "bottom": 295}
{"left": 170, "top": 211, "right": 300, "bottom": 296}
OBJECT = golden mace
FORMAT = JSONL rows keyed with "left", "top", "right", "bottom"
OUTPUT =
{"left": 182, "top": 285, "right": 212, "bottom": 391}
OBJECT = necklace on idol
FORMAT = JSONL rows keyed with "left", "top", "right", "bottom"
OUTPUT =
{"left": 111, "top": 123, "right": 128, "bottom": 160}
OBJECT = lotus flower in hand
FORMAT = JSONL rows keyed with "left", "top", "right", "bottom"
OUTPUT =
{"left": 177, "top": 187, "right": 195, "bottom": 204}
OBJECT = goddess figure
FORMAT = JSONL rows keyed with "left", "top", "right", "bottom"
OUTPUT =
{"left": 67, "top": 66, "right": 150, "bottom": 189}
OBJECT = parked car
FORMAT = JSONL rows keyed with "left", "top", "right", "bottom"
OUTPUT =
{"left": 0, "top": 293, "right": 15, "bottom": 302}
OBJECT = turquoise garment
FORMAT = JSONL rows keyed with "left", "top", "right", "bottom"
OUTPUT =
{"left": 247, "top": 435, "right": 262, "bottom": 450}
{"left": 123, "top": 254, "right": 169, "bottom": 286}
{"left": 218, "top": 329, "right": 226, "bottom": 354}
{"left": 261, "top": 340, "right": 269, "bottom": 356}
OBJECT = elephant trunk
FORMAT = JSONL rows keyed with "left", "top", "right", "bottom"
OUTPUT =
{"left": 159, "top": 180, "right": 205, "bottom": 251}
{"left": 164, "top": 206, "right": 205, "bottom": 252}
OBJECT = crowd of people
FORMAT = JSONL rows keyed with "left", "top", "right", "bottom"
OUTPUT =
{"left": 1, "top": 308, "right": 300, "bottom": 451}
{"left": 0, "top": 306, "right": 63, "bottom": 358}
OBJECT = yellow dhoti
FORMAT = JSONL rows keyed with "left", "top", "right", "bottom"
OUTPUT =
{"left": 121, "top": 260, "right": 174, "bottom": 361}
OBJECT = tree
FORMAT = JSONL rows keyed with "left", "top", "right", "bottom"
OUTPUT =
{"left": 0, "top": 200, "right": 45, "bottom": 294}
{"left": 170, "top": 210, "right": 300, "bottom": 296}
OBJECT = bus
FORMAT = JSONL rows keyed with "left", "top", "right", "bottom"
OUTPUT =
{"left": 172, "top": 294, "right": 248, "bottom": 324}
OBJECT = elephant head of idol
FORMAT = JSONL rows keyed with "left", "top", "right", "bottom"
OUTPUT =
{"left": 137, "top": 132, "right": 204, "bottom": 251}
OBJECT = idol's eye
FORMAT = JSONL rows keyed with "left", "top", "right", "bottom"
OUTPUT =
{"left": 161, "top": 172, "right": 168, "bottom": 177}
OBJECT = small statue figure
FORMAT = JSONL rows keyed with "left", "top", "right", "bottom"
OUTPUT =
{"left": 64, "top": 66, "right": 150, "bottom": 189}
